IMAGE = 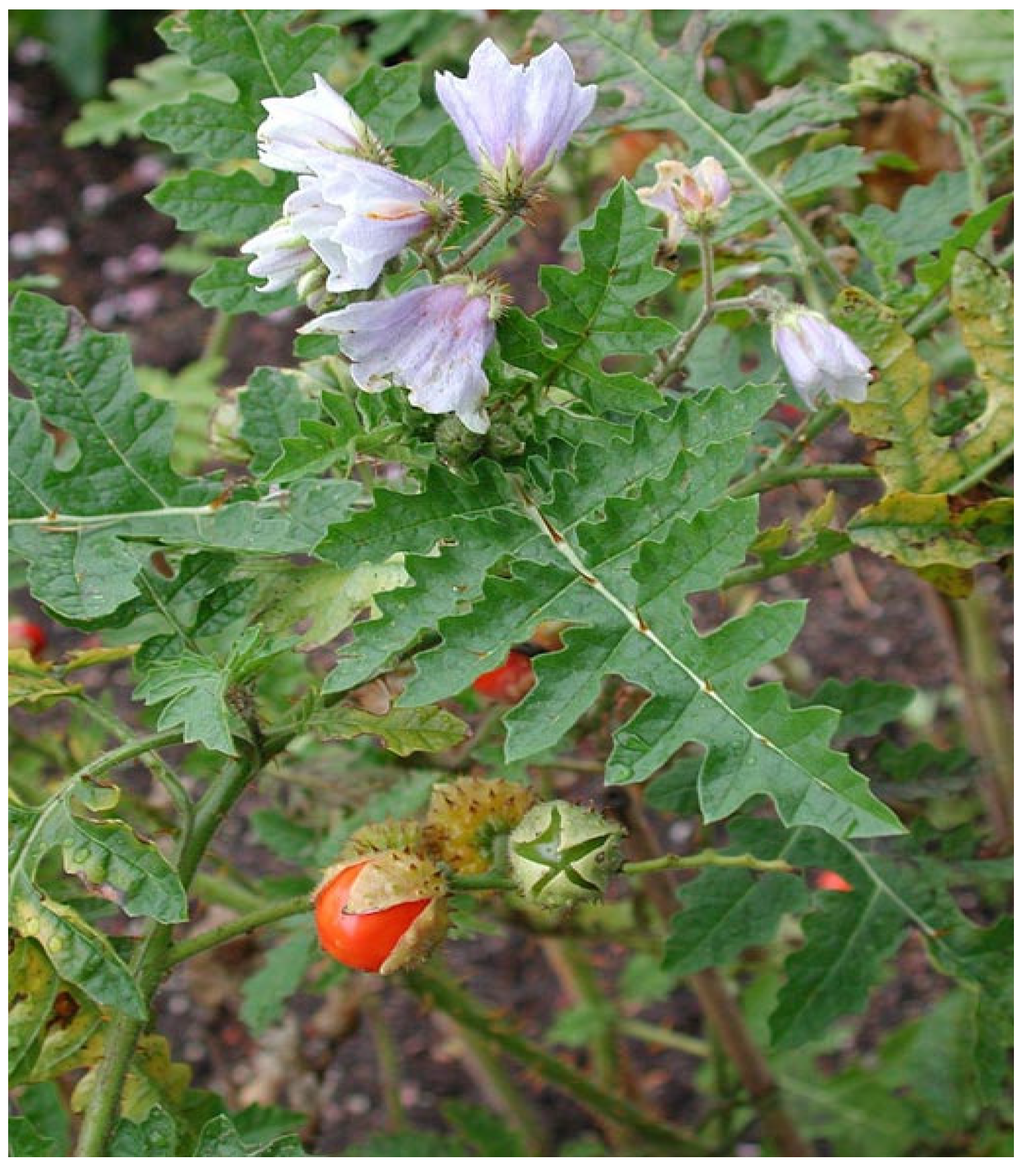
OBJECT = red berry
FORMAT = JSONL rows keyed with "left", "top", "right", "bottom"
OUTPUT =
{"left": 313, "top": 857, "right": 447, "bottom": 975}
{"left": 9, "top": 618, "right": 47, "bottom": 659}
{"left": 774, "top": 403, "right": 805, "bottom": 428}
{"left": 472, "top": 650, "right": 535, "bottom": 703}
{"left": 815, "top": 869, "right": 854, "bottom": 893}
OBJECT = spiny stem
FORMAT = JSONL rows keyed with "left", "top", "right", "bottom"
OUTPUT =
{"left": 441, "top": 205, "right": 520, "bottom": 275}
{"left": 652, "top": 229, "right": 717, "bottom": 387}
{"left": 622, "top": 850, "right": 795, "bottom": 876}
{"left": 729, "top": 461, "right": 877, "bottom": 498}
{"left": 164, "top": 894, "right": 310, "bottom": 968}
{"left": 619, "top": 1017, "right": 710, "bottom": 1059}
{"left": 404, "top": 966, "right": 702, "bottom": 1153}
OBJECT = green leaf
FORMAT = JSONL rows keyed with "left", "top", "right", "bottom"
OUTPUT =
{"left": 237, "top": 367, "right": 319, "bottom": 476}
{"left": 841, "top": 172, "right": 971, "bottom": 299}
{"left": 8, "top": 1116, "right": 59, "bottom": 1157}
{"left": 497, "top": 181, "right": 674, "bottom": 413}
{"left": 60, "top": 817, "right": 188, "bottom": 922}
{"left": 388, "top": 401, "right": 897, "bottom": 839}
{"left": 150, "top": 10, "right": 337, "bottom": 141}
{"left": 250, "top": 810, "right": 316, "bottom": 863}
{"left": 190, "top": 258, "right": 299, "bottom": 315}
{"left": 799, "top": 678, "right": 915, "bottom": 741}
{"left": 13, "top": 1082, "right": 70, "bottom": 1156}
{"left": 664, "top": 868, "right": 810, "bottom": 976}
{"left": 148, "top": 168, "right": 293, "bottom": 241}
{"left": 8, "top": 293, "right": 216, "bottom": 522}
{"left": 109, "top": 1105, "right": 180, "bottom": 1157}
{"left": 134, "top": 626, "right": 290, "bottom": 755}
{"left": 345, "top": 61, "right": 422, "bottom": 141}
{"left": 770, "top": 880, "right": 906, "bottom": 1048}
{"left": 65, "top": 54, "right": 234, "bottom": 148}
{"left": 239, "top": 928, "right": 317, "bottom": 1038}
{"left": 312, "top": 705, "right": 468, "bottom": 757}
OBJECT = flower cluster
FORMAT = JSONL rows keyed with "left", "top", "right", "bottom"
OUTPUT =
{"left": 242, "top": 40, "right": 595, "bottom": 433}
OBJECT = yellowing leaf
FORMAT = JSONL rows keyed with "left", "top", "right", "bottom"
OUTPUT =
{"left": 848, "top": 493, "right": 1013, "bottom": 569}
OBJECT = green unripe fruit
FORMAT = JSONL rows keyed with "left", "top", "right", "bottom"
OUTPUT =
{"left": 508, "top": 800, "right": 625, "bottom": 909}
{"left": 844, "top": 52, "right": 920, "bottom": 102}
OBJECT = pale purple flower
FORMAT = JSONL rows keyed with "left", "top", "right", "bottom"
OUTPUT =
{"left": 435, "top": 39, "right": 596, "bottom": 183}
{"left": 257, "top": 74, "right": 374, "bottom": 174}
{"left": 772, "top": 307, "right": 873, "bottom": 406}
{"left": 300, "top": 282, "right": 497, "bottom": 433}
{"left": 308, "top": 159, "right": 438, "bottom": 292}
{"left": 637, "top": 157, "right": 732, "bottom": 245}
{"left": 240, "top": 217, "right": 316, "bottom": 293}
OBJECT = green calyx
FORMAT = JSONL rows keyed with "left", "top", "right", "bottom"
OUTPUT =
{"left": 508, "top": 800, "right": 625, "bottom": 909}
{"left": 843, "top": 51, "right": 920, "bottom": 103}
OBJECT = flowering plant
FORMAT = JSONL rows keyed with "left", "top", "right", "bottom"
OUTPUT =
{"left": 9, "top": 9, "right": 1012, "bottom": 1158}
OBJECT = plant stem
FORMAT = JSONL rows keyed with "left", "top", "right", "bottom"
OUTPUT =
{"left": 449, "top": 872, "right": 517, "bottom": 892}
{"left": 618, "top": 788, "right": 810, "bottom": 1155}
{"left": 430, "top": 1011, "right": 550, "bottom": 1154}
{"left": 164, "top": 894, "right": 310, "bottom": 968}
{"left": 200, "top": 309, "right": 234, "bottom": 364}
{"left": 921, "top": 79, "right": 991, "bottom": 255}
{"left": 946, "top": 588, "right": 1014, "bottom": 848}
{"left": 652, "top": 229, "right": 717, "bottom": 387}
{"left": 619, "top": 1017, "right": 710, "bottom": 1059}
{"left": 729, "top": 461, "right": 876, "bottom": 497}
{"left": 404, "top": 966, "right": 702, "bottom": 1153}
{"left": 75, "top": 736, "right": 292, "bottom": 1155}
{"left": 622, "top": 850, "right": 795, "bottom": 876}
{"left": 363, "top": 993, "right": 406, "bottom": 1132}
{"left": 441, "top": 206, "right": 519, "bottom": 275}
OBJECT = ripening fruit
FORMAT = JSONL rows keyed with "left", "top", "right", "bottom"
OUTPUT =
{"left": 313, "top": 851, "right": 448, "bottom": 975}
{"left": 472, "top": 650, "right": 535, "bottom": 703}
{"left": 342, "top": 818, "right": 425, "bottom": 860}
{"left": 509, "top": 800, "right": 625, "bottom": 909}
{"left": 9, "top": 618, "right": 47, "bottom": 659}
{"left": 815, "top": 869, "right": 854, "bottom": 893}
{"left": 424, "top": 776, "right": 537, "bottom": 873}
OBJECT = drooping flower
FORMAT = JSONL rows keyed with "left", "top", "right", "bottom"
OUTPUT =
{"left": 771, "top": 306, "right": 873, "bottom": 406}
{"left": 257, "top": 74, "right": 378, "bottom": 174}
{"left": 300, "top": 280, "right": 498, "bottom": 433}
{"left": 637, "top": 157, "right": 732, "bottom": 245}
{"left": 240, "top": 217, "right": 318, "bottom": 294}
{"left": 308, "top": 159, "right": 447, "bottom": 292}
{"left": 435, "top": 39, "right": 596, "bottom": 199}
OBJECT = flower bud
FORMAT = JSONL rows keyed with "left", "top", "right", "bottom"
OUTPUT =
{"left": 424, "top": 777, "right": 537, "bottom": 874}
{"left": 637, "top": 157, "right": 732, "bottom": 245}
{"left": 843, "top": 52, "right": 920, "bottom": 103}
{"left": 313, "top": 850, "right": 448, "bottom": 975}
{"left": 771, "top": 305, "right": 873, "bottom": 407}
{"left": 509, "top": 800, "right": 624, "bottom": 909}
